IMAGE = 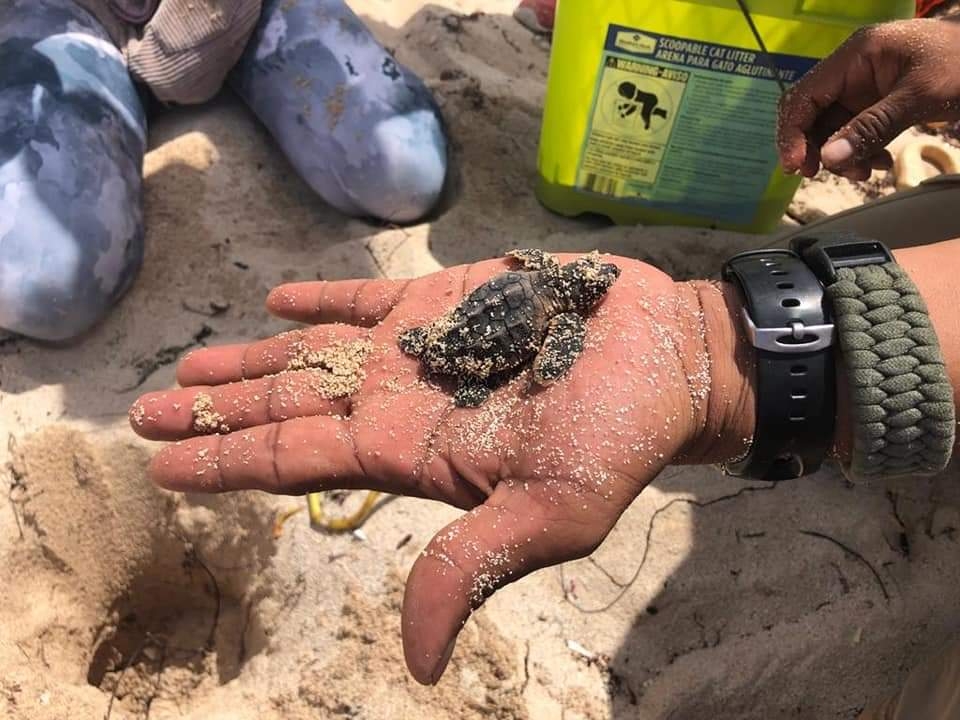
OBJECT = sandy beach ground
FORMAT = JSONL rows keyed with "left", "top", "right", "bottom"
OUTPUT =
{"left": 2, "top": 2, "right": 960, "bottom": 718}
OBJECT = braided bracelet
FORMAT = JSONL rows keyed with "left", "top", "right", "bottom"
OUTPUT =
{"left": 794, "top": 234, "right": 956, "bottom": 480}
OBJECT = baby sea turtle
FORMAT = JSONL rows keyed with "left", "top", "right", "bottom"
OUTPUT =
{"left": 398, "top": 249, "right": 621, "bottom": 407}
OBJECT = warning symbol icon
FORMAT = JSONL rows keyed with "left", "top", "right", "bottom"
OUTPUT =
{"left": 615, "top": 81, "right": 669, "bottom": 130}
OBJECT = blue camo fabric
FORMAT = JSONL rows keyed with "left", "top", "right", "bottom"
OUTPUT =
{"left": 0, "top": 0, "right": 448, "bottom": 341}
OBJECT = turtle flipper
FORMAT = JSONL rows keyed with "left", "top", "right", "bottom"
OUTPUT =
{"left": 506, "top": 248, "right": 560, "bottom": 272}
{"left": 399, "top": 326, "right": 428, "bottom": 356}
{"left": 454, "top": 379, "right": 492, "bottom": 407}
{"left": 533, "top": 313, "right": 587, "bottom": 385}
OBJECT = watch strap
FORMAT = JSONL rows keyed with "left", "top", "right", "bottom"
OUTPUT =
{"left": 722, "top": 250, "right": 837, "bottom": 480}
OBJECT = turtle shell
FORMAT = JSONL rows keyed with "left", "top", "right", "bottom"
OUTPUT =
{"left": 422, "top": 271, "right": 554, "bottom": 378}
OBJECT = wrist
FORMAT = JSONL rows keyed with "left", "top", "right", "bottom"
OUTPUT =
{"left": 674, "top": 280, "right": 757, "bottom": 465}
{"left": 676, "top": 233, "right": 960, "bottom": 476}
{"left": 684, "top": 239, "right": 960, "bottom": 477}
{"left": 676, "top": 278, "right": 856, "bottom": 470}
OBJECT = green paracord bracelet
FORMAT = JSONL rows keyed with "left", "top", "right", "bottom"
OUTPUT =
{"left": 827, "top": 263, "right": 955, "bottom": 479}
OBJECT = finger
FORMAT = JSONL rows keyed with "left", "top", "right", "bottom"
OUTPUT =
{"left": 802, "top": 116, "right": 893, "bottom": 180}
{"left": 401, "top": 482, "right": 611, "bottom": 685}
{"left": 821, "top": 90, "right": 919, "bottom": 172}
{"left": 811, "top": 102, "right": 857, "bottom": 138}
{"left": 792, "top": 103, "right": 858, "bottom": 177}
{"left": 131, "top": 370, "right": 355, "bottom": 441}
{"left": 176, "top": 324, "right": 368, "bottom": 386}
{"left": 149, "top": 416, "right": 406, "bottom": 496}
{"left": 266, "top": 253, "right": 604, "bottom": 327}
{"left": 778, "top": 56, "right": 854, "bottom": 173}
{"left": 266, "top": 279, "right": 409, "bottom": 326}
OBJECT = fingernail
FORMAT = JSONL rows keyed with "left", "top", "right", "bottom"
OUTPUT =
{"left": 822, "top": 138, "right": 855, "bottom": 166}
{"left": 430, "top": 638, "right": 457, "bottom": 685}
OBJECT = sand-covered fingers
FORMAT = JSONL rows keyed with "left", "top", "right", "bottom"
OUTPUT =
{"left": 775, "top": 46, "right": 859, "bottom": 176}
{"left": 266, "top": 279, "right": 411, "bottom": 326}
{"left": 149, "top": 416, "right": 406, "bottom": 496}
{"left": 130, "top": 367, "right": 368, "bottom": 440}
{"left": 177, "top": 324, "right": 371, "bottom": 386}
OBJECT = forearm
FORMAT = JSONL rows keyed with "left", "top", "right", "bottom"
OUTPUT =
{"left": 893, "top": 238, "right": 960, "bottom": 406}
{"left": 685, "top": 238, "right": 960, "bottom": 467}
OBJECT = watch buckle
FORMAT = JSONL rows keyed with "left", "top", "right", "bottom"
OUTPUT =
{"left": 741, "top": 308, "right": 835, "bottom": 354}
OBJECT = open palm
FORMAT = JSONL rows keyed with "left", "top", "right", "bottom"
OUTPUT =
{"left": 130, "top": 253, "right": 733, "bottom": 684}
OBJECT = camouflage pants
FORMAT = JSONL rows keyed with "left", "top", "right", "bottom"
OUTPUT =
{"left": 0, "top": 0, "right": 448, "bottom": 341}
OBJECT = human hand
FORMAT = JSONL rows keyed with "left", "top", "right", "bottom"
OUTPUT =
{"left": 128, "top": 254, "right": 753, "bottom": 684}
{"left": 778, "top": 18, "right": 960, "bottom": 180}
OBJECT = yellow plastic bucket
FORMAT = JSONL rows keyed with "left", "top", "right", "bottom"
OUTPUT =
{"left": 535, "top": 0, "right": 916, "bottom": 233}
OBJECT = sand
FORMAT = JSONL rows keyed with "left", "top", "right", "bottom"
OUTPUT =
{"left": 2, "top": 2, "right": 960, "bottom": 718}
{"left": 192, "top": 393, "right": 230, "bottom": 434}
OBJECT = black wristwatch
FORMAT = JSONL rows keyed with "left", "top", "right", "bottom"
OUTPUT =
{"left": 721, "top": 249, "right": 837, "bottom": 480}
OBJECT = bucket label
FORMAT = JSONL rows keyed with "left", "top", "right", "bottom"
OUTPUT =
{"left": 576, "top": 25, "right": 818, "bottom": 224}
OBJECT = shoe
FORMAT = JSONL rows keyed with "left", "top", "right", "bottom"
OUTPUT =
{"left": 513, "top": 0, "right": 555, "bottom": 33}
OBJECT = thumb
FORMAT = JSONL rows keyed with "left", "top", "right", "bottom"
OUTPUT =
{"left": 821, "top": 89, "right": 918, "bottom": 171}
{"left": 401, "top": 482, "right": 610, "bottom": 685}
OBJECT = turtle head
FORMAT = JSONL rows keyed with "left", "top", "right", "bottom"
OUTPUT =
{"left": 557, "top": 252, "right": 621, "bottom": 312}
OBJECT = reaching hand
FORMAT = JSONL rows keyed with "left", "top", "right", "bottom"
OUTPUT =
{"left": 778, "top": 18, "right": 960, "bottom": 179}
{"left": 129, "top": 254, "right": 752, "bottom": 684}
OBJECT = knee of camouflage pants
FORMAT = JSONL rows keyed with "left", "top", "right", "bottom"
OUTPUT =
{"left": 0, "top": 0, "right": 146, "bottom": 342}
{"left": 232, "top": 0, "right": 448, "bottom": 224}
